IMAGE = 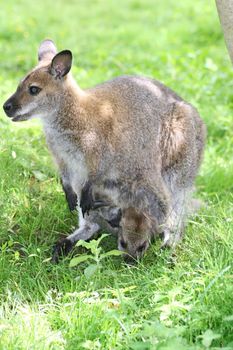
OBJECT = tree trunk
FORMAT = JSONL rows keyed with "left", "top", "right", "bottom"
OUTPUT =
{"left": 216, "top": 0, "right": 233, "bottom": 63}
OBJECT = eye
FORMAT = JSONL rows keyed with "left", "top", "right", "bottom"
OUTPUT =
{"left": 120, "top": 239, "right": 127, "bottom": 249}
{"left": 29, "top": 86, "right": 41, "bottom": 95}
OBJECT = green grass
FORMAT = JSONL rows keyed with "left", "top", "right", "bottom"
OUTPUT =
{"left": 0, "top": 0, "right": 233, "bottom": 348}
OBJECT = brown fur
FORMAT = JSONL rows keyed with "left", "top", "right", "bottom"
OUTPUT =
{"left": 3, "top": 40, "right": 206, "bottom": 261}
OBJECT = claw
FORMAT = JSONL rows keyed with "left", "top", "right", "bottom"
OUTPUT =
{"left": 80, "top": 181, "right": 110, "bottom": 216}
{"left": 61, "top": 179, "right": 77, "bottom": 211}
{"left": 80, "top": 181, "right": 93, "bottom": 216}
{"left": 92, "top": 200, "right": 110, "bottom": 210}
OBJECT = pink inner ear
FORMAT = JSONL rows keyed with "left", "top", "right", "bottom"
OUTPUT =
{"left": 54, "top": 64, "right": 64, "bottom": 78}
{"left": 55, "top": 66, "right": 63, "bottom": 77}
{"left": 38, "top": 40, "right": 57, "bottom": 61}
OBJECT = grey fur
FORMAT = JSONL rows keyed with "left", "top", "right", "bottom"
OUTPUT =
{"left": 3, "top": 41, "right": 206, "bottom": 261}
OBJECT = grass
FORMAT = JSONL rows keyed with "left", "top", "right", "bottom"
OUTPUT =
{"left": 0, "top": 0, "right": 233, "bottom": 348}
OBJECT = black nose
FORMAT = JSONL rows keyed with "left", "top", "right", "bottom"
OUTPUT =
{"left": 123, "top": 254, "right": 137, "bottom": 265}
{"left": 3, "top": 102, "right": 12, "bottom": 112}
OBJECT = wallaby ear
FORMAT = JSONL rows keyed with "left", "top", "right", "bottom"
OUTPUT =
{"left": 50, "top": 50, "right": 72, "bottom": 79}
{"left": 38, "top": 39, "right": 57, "bottom": 61}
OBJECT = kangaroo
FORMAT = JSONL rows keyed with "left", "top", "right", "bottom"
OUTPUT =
{"left": 3, "top": 40, "right": 206, "bottom": 262}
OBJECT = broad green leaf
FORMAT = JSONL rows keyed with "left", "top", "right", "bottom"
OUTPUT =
{"left": 201, "top": 329, "right": 221, "bottom": 348}
{"left": 14, "top": 251, "right": 20, "bottom": 260}
{"left": 158, "top": 337, "right": 190, "bottom": 350}
{"left": 101, "top": 249, "right": 124, "bottom": 258}
{"left": 87, "top": 241, "right": 101, "bottom": 255}
{"left": 76, "top": 240, "right": 92, "bottom": 249}
{"left": 96, "top": 233, "right": 110, "bottom": 245}
{"left": 204, "top": 58, "right": 218, "bottom": 72}
{"left": 67, "top": 234, "right": 110, "bottom": 257}
{"left": 84, "top": 264, "right": 99, "bottom": 279}
{"left": 76, "top": 239, "right": 101, "bottom": 255}
{"left": 32, "top": 170, "right": 47, "bottom": 181}
{"left": 81, "top": 339, "right": 101, "bottom": 349}
{"left": 129, "top": 341, "right": 152, "bottom": 350}
{"left": 224, "top": 315, "right": 233, "bottom": 322}
{"left": 69, "top": 255, "right": 90, "bottom": 267}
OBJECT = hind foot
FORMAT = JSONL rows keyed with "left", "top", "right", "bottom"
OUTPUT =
{"left": 160, "top": 229, "right": 182, "bottom": 249}
{"left": 52, "top": 238, "right": 74, "bottom": 264}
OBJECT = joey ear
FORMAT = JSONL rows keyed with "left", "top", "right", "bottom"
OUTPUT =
{"left": 50, "top": 50, "right": 72, "bottom": 79}
{"left": 38, "top": 39, "right": 57, "bottom": 61}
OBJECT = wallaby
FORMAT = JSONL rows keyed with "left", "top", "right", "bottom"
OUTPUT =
{"left": 3, "top": 40, "right": 206, "bottom": 263}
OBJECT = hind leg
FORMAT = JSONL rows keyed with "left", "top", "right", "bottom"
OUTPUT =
{"left": 161, "top": 189, "right": 191, "bottom": 248}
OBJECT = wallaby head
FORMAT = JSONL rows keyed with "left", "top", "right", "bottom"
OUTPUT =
{"left": 3, "top": 40, "right": 73, "bottom": 122}
{"left": 118, "top": 208, "right": 152, "bottom": 262}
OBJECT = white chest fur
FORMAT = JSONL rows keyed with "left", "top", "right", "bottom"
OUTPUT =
{"left": 43, "top": 125, "right": 88, "bottom": 197}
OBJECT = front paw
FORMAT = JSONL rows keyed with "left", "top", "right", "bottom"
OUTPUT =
{"left": 80, "top": 181, "right": 94, "bottom": 216}
{"left": 66, "top": 190, "right": 78, "bottom": 211}
{"left": 61, "top": 180, "right": 77, "bottom": 212}
{"left": 51, "top": 238, "right": 74, "bottom": 264}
